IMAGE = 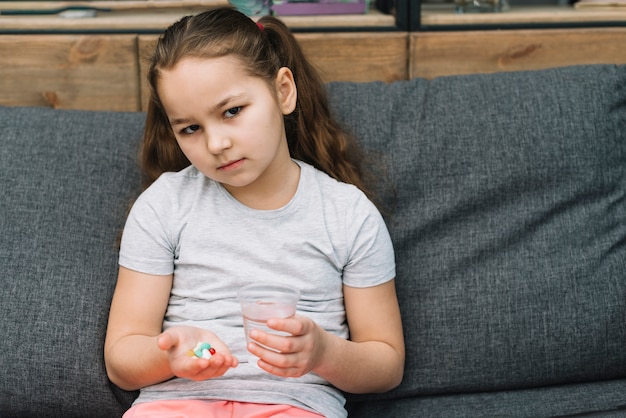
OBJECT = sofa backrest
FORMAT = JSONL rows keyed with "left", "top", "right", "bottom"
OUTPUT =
{"left": 0, "top": 107, "right": 144, "bottom": 416}
{"left": 1, "top": 64, "right": 625, "bottom": 416}
{"left": 327, "top": 64, "right": 626, "bottom": 400}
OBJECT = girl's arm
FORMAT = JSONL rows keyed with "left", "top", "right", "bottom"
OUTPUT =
{"left": 316, "top": 279, "right": 405, "bottom": 393}
{"left": 318, "top": 280, "right": 404, "bottom": 393}
{"left": 250, "top": 279, "right": 405, "bottom": 394}
{"left": 104, "top": 266, "right": 174, "bottom": 390}
{"left": 104, "top": 266, "right": 237, "bottom": 391}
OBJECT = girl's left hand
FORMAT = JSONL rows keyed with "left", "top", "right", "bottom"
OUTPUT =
{"left": 246, "top": 314, "right": 327, "bottom": 378}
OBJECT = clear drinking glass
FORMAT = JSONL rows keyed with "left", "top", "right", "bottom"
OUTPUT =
{"left": 237, "top": 283, "right": 300, "bottom": 353}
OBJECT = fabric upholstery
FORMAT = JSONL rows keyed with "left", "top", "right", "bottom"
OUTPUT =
{"left": 326, "top": 64, "right": 626, "bottom": 401}
{"left": 0, "top": 107, "right": 143, "bottom": 416}
{"left": 346, "top": 378, "right": 626, "bottom": 417}
{"left": 1, "top": 64, "right": 625, "bottom": 417}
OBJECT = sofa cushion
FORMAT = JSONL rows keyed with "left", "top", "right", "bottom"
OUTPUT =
{"left": 0, "top": 107, "right": 143, "bottom": 416}
{"left": 327, "top": 64, "right": 626, "bottom": 399}
{"left": 347, "top": 377, "right": 626, "bottom": 417}
{"left": 1, "top": 64, "right": 625, "bottom": 417}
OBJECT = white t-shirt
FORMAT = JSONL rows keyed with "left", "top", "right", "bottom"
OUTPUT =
{"left": 118, "top": 160, "right": 396, "bottom": 417}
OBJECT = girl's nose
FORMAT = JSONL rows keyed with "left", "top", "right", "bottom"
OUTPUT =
{"left": 205, "top": 129, "right": 231, "bottom": 155}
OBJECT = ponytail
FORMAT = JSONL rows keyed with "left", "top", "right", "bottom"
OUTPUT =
{"left": 258, "top": 15, "right": 374, "bottom": 203}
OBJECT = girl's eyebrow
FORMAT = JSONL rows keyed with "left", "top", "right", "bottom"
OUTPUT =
{"left": 214, "top": 94, "right": 244, "bottom": 111}
{"left": 169, "top": 94, "right": 245, "bottom": 126}
{"left": 169, "top": 117, "right": 191, "bottom": 127}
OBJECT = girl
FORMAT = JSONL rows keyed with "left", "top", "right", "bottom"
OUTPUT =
{"left": 104, "top": 7, "right": 404, "bottom": 418}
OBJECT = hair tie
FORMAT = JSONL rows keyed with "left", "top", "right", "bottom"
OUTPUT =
{"left": 256, "top": 22, "right": 264, "bottom": 31}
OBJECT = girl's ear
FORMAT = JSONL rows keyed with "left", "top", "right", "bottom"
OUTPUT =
{"left": 275, "top": 67, "right": 297, "bottom": 115}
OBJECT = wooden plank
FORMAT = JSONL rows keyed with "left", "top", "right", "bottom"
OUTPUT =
{"left": 0, "top": 8, "right": 393, "bottom": 32}
{"left": 279, "top": 10, "right": 395, "bottom": 29}
{"left": 0, "top": 34, "right": 139, "bottom": 111}
{"left": 0, "top": 10, "right": 216, "bottom": 31}
{"left": 295, "top": 32, "right": 408, "bottom": 82}
{"left": 0, "top": 0, "right": 227, "bottom": 12}
{"left": 139, "top": 32, "right": 408, "bottom": 111}
{"left": 420, "top": 4, "right": 626, "bottom": 26}
{"left": 410, "top": 28, "right": 626, "bottom": 79}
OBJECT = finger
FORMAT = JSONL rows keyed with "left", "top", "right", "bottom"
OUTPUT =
{"left": 229, "top": 355, "right": 239, "bottom": 368}
{"left": 190, "top": 354, "right": 236, "bottom": 380}
{"left": 156, "top": 331, "right": 178, "bottom": 352}
{"left": 183, "top": 359, "right": 211, "bottom": 381}
{"left": 266, "top": 316, "right": 305, "bottom": 336}
{"left": 218, "top": 353, "right": 238, "bottom": 368}
{"left": 210, "top": 355, "right": 234, "bottom": 376}
{"left": 256, "top": 356, "right": 301, "bottom": 378}
{"left": 247, "top": 340, "right": 292, "bottom": 368}
{"left": 193, "top": 353, "right": 237, "bottom": 371}
{"left": 183, "top": 355, "right": 222, "bottom": 378}
{"left": 249, "top": 331, "right": 286, "bottom": 355}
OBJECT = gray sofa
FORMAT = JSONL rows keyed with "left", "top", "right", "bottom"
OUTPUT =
{"left": 2, "top": 64, "right": 626, "bottom": 417}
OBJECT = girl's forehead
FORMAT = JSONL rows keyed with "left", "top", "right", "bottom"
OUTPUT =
{"left": 159, "top": 56, "right": 251, "bottom": 92}
{"left": 160, "top": 55, "right": 275, "bottom": 94}
{"left": 170, "top": 55, "right": 245, "bottom": 75}
{"left": 158, "top": 55, "right": 276, "bottom": 112}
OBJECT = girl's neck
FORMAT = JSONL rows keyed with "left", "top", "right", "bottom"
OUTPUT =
{"left": 223, "top": 159, "right": 301, "bottom": 211}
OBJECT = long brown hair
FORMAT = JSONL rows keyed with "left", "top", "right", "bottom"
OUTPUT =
{"left": 141, "top": 7, "right": 374, "bottom": 201}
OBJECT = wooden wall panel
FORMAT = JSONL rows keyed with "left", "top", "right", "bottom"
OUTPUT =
{"left": 6, "top": 27, "right": 624, "bottom": 111}
{"left": 0, "top": 35, "right": 139, "bottom": 111}
{"left": 138, "top": 32, "right": 408, "bottom": 111}
{"left": 295, "top": 32, "right": 408, "bottom": 83}
{"left": 410, "top": 28, "right": 626, "bottom": 79}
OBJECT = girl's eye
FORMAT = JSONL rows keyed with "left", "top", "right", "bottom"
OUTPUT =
{"left": 224, "top": 106, "right": 242, "bottom": 118}
{"left": 181, "top": 124, "right": 200, "bottom": 135}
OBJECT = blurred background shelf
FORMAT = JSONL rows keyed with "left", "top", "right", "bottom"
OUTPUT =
{"left": 0, "top": 1, "right": 397, "bottom": 32}
{"left": 419, "top": 3, "right": 626, "bottom": 28}
{"left": 1, "top": 0, "right": 625, "bottom": 111}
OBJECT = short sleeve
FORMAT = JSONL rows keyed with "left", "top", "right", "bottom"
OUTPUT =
{"left": 118, "top": 181, "right": 177, "bottom": 275}
{"left": 342, "top": 192, "right": 396, "bottom": 288}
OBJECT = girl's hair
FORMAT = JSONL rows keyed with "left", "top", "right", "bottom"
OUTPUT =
{"left": 141, "top": 7, "right": 374, "bottom": 201}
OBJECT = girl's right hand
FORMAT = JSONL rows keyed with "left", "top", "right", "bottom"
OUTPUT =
{"left": 157, "top": 326, "right": 239, "bottom": 381}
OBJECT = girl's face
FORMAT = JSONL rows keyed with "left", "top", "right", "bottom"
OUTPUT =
{"left": 158, "top": 55, "right": 298, "bottom": 207}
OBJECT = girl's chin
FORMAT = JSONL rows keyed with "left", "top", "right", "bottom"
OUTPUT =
{"left": 219, "top": 177, "right": 257, "bottom": 191}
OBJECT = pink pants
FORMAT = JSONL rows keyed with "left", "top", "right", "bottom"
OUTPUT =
{"left": 123, "top": 400, "right": 324, "bottom": 418}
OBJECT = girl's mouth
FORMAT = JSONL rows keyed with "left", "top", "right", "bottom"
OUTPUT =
{"left": 218, "top": 158, "right": 245, "bottom": 171}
